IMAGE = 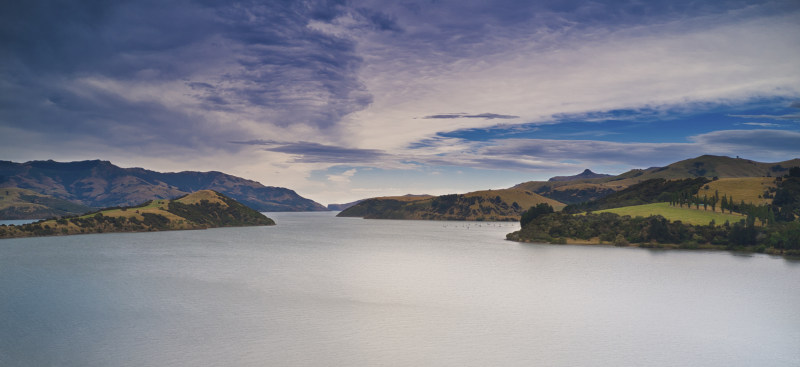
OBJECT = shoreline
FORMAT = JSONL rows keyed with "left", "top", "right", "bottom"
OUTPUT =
{"left": 507, "top": 237, "right": 796, "bottom": 258}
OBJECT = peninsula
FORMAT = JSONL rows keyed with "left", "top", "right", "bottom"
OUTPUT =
{"left": 0, "top": 190, "right": 275, "bottom": 239}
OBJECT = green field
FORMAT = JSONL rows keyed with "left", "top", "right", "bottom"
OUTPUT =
{"left": 594, "top": 202, "right": 745, "bottom": 226}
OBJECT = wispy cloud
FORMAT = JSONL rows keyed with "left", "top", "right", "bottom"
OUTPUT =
{"left": 739, "top": 122, "right": 781, "bottom": 127}
{"left": 730, "top": 114, "right": 800, "bottom": 120}
{"left": 231, "top": 140, "right": 387, "bottom": 163}
{"left": 422, "top": 113, "right": 519, "bottom": 120}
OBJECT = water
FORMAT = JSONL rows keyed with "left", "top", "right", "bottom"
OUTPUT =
{"left": 0, "top": 219, "right": 41, "bottom": 226}
{"left": 1, "top": 212, "right": 798, "bottom": 366}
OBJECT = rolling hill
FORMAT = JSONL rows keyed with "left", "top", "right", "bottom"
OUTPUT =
{"left": 0, "top": 188, "right": 94, "bottom": 219}
{"left": 0, "top": 159, "right": 327, "bottom": 218}
{"left": 514, "top": 155, "right": 800, "bottom": 204}
{"left": 338, "top": 189, "right": 563, "bottom": 221}
{"left": 0, "top": 190, "right": 275, "bottom": 239}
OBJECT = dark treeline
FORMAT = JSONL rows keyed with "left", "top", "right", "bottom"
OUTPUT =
{"left": 508, "top": 210, "right": 800, "bottom": 256}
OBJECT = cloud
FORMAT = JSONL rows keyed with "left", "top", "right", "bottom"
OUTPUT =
{"left": 231, "top": 140, "right": 387, "bottom": 163}
{"left": 690, "top": 129, "right": 800, "bottom": 153}
{"left": 422, "top": 113, "right": 520, "bottom": 120}
{"left": 327, "top": 168, "right": 358, "bottom": 183}
{"left": 729, "top": 114, "right": 800, "bottom": 121}
{"left": 404, "top": 129, "right": 800, "bottom": 171}
{"left": 0, "top": 0, "right": 373, "bottom": 154}
{"left": 739, "top": 122, "right": 781, "bottom": 127}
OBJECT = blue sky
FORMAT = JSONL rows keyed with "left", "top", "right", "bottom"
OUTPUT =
{"left": 1, "top": 0, "right": 800, "bottom": 204}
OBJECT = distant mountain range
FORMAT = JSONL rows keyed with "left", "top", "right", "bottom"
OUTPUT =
{"left": 0, "top": 160, "right": 327, "bottom": 219}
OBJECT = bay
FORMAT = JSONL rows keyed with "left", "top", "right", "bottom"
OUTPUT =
{"left": 0, "top": 211, "right": 798, "bottom": 366}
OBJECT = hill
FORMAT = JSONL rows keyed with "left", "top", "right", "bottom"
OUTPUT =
{"left": 328, "top": 200, "right": 364, "bottom": 211}
{"left": 327, "top": 195, "right": 433, "bottom": 211}
{"left": 337, "top": 189, "right": 563, "bottom": 221}
{"left": 0, "top": 188, "right": 93, "bottom": 219}
{"left": 594, "top": 202, "right": 744, "bottom": 226}
{"left": 548, "top": 169, "right": 612, "bottom": 182}
{"left": 514, "top": 155, "right": 800, "bottom": 204}
{"left": 0, "top": 159, "right": 327, "bottom": 218}
{"left": 565, "top": 177, "right": 711, "bottom": 213}
{"left": 0, "top": 190, "right": 275, "bottom": 239}
{"left": 697, "top": 177, "right": 776, "bottom": 207}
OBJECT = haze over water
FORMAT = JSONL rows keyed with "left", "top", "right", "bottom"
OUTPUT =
{"left": 1, "top": 212, "right": 798, "bottom": 366}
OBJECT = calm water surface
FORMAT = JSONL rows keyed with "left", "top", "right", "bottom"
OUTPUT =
{"left": 1, "top": 212, "right": 798, "bottom": 366}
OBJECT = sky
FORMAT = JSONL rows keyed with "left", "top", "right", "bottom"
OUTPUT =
{"left": 2, "top": 0, "right": 800, "bottom": 205}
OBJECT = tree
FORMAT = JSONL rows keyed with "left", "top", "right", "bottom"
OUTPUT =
{"left": 520, "top": 203, "right": 555, "bottom": 227}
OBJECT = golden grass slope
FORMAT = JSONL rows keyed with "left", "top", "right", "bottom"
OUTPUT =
{"left": 338, "top": 188, "right": 564, "bottom": 221}
{"left": 595, "top": 202, "right": 745, "bottom": 226}
{"left": 464, "top": 189, "right": 566, "bottom": 211}
{"left": 0, "top": 190, "right": 274, "bottom": 239}
{"left": 0, "top": 187, "right": 93, "bottom": 219}
{"left": 697, "top": 177, "right": 776, "bottom": 206}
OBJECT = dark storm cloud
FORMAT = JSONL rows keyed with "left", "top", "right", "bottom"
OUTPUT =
{"left": 231, "top": 140, "right": 386, "bottom": 163}
{"left": 423, "top": 113, "right": 519, "bottom": 120}
{"left": 0, "top": 0, "right": 372, "bottom": 151}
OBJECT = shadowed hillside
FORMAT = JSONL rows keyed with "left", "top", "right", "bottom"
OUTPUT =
{"left": 0, "top": 188, "right": 93, "bottom": 219}
{"left": 338, "top": 189, "right": 563, "bottom": 221}
{"left": 0, "top": 160, "right": 327, "bottom": 218}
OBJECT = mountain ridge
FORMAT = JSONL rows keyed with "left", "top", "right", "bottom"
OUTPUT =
{"left": 0, "top": 159, "right": 327, "bottom": 218}
{"left": 515, "top": 155, "right": 800, "bottom": 204}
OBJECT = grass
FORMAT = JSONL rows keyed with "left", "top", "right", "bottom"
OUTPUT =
{"left": 465, "top": 188, "right": 566, "bottom": 210}
{"left": 594, "top": 202, "right": 745, "bottom": 226}
{"left": 375, "top": 194, "right": 435, "bottom": 202}
{"left": 697, "top": 177, "right": 775, "bottom": 206}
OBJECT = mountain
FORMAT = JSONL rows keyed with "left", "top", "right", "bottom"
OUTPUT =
{"left": 0, "top": 188, "right": 94, "bottom": 219}
{"left": 0, "top": 160, "right": 327, "bottom": 218}
{"left": 328, "top": 194, "right": 432, "bottom": 211}
{"left": 337, "top": 189, "right": 563, "bottom": 221}
{"left": 514, "top": 155, "right": 800, "bottom": 204}
{"left": 328, "top": 199, "right": 367, "bottom": 211}
{"left": 548, "top": 169, "right": 611, "bottom": 182}
{"left": 0, "top": 190, "right": 275, "bottom": 239}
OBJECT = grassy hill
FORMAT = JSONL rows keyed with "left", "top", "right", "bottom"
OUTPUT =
{"left": 566, "top": 177, "right": 711, "bottom": 213}
{"left": 338, "top": 189, "right": 564, "bottom": 221}
{"left": 0, "top": 190, "right": 274, "bottom": 239}
{"left": 514, "top": 155, "right": 800, "bottom": 204}
{"left": 697, "top": 177, "right": 776, "bottom": 206}
{"left": 0, "top": 188, "right": 93, "bottom": 219}
{"left": 594, "top": 202, "right": 745, "bottom": 226}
